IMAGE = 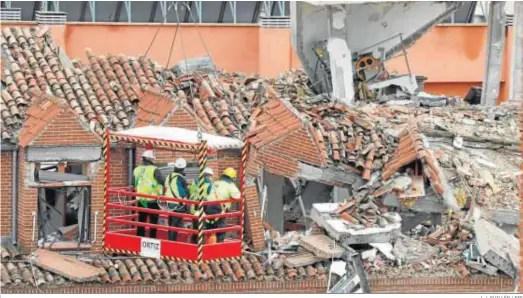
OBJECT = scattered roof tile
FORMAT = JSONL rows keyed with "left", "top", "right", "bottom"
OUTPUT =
{"left": 17, "top": 91, "right": 62, "bottom": 147}
{"left": 382, "top": 120, "right": 449, "bottom": 197}
{"left": 0, "top": 247, "right": 328, "bottom": 288}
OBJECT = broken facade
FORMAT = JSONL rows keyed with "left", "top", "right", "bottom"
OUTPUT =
{"left": 0, "top": 25, "right": 521, "bottom": 293}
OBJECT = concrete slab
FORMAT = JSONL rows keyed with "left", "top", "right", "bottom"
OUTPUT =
{"left": 300, "top": 234, "right": 345, "bottom": 259}
{"left": 266, "top": 172, "right": 285, "bottom": 234}
{"left": 382, "top": 189, "right": 446, "bottom": 213}
{"left": 466, "top": 261, "right": 499, "bottom": 276}
{"left": 310, "top": 203, "right": 401, "bottom": 244}
{"left": 474, "top": 219, "right": 519, "bottom": 278}
{"left": 284, "top": 252, "right": 325, "bottom": 268}
{"left": 400, "top": 213, "right": 431, "bottom": 233}
{"left": 484, "top": 209, "right": 519, "bottom": 225}
{"left": 33, "top": 249, "right": 104, "bottom": 282}
{"left": 393, "top": 237, "right": 439, "bottom": 265}
{"left": 370, "top": 243, "right": 395, "bottom": 260}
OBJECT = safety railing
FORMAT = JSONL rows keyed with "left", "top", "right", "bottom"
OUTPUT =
{"left": 104, "top": 187, "right": 243, "bottom": 262}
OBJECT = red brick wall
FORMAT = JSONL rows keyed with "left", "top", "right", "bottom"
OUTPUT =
{"left": 371, "top": 277, "right": 515, "bottom": 293}
{"left": 90, "top": 159, "right": 105, "bottom": 253}
{"left": 1, "top": 152, "right": 13, "bottom": 236}
{"left": 266, "top": 127, "right": 323, "bottom": 168}
{"left": 244, "top": 182, "right": 264, "bottom": 250}
{"left": 4, "top": 280, "right": 328, "bottom": 294}
{"left": 252, "top": 127, "right": 321, "bottom": 179}
{"left": 17, "top": 149, "right": 38, "bottom": 252}
{"left": 164, "top": 108, "right": 199, "bottom": 130}
{"left": 30, "top": 110, "right": 100, "bottom": 146}
{"left": 106, "top": 148, "right": 132, "bottom": 235}
{"left": 3, "top": 277, "right": 514, "bottom": 294}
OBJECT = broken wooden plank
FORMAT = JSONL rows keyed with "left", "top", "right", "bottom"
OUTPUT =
{"left": 334, "top": 200, "right": 356, "bottom": 215}
{"left": 300, "top": 234, "right": 345, "bottom": 259}
{"left": 284, "top": 252, "right": 325, "bottom": 268}
{"left": 398, "top": 176, "right": 425, "bottom": 199}
{"left": 33, "top": 249, "right": 104, "bottom": 282}
{"left": 59, "top": 224, "right": 79, "bottom": 240}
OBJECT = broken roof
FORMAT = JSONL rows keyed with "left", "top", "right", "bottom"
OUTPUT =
{"left": 0, "top": 247, "right": 329, "bottom": 288}
{"left": 270, "top": 70, "right": 396, "bottom": 174}
{"left": 112, "top": 126, "right": 243, "bottom": 150}
{"left": 1, "top": 26, "right": 267, "bottom": 145}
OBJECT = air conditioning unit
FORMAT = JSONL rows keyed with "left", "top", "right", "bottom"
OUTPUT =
{"left": 0, "top": 8, "right": 22, "bottom": 22}
{"left": 259, "top": 16, "right": 291, "bottom": 28}
{"left": 35, "top": 11, "right": 67, "bottom": 25}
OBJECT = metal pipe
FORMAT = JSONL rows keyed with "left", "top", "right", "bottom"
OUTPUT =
{"left": 399, "top": 33, "right": 413, "bottom": 84}
{"left": 127, "top": 148, "right": 134, "bottom": 186}
{"left": 11, "top": 149, "right": 18, "bottom": 244}
{"left": 91, "top": 211, "right": 98, "bottom": 244}
{"left": 31, "top": 211, "right": 36, "bottom": 242}
{"left": 106, "top": 202, "right": 241, "bottom": 220}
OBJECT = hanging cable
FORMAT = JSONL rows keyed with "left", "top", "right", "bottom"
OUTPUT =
{"left": 143, "top": 2, "right": 176, "bottom": 58}
{"left": 182, "top": 2, "right": 218, "bottom": 77}
{"left": 183, "top": 2, "right": 246, "bottom": 136}
{"left": 173, "top": 1, "right": 195, "bottom": 99}
{"left": 166, "top": 19, "right": 180, "bottom": 68}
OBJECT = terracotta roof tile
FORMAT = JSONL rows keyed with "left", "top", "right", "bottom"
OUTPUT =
{"left": 381, "top": 120, "right": 450, "bottom": 198}
{"left": 17, "top": 92, "right": 62, "bottom": 147}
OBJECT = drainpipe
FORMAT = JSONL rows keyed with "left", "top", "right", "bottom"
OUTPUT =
{"left": 127, "top": 148, "right": 134, "bottom": 186}
{"left": 11, "top": 148, "right": 18, "bottom": 245}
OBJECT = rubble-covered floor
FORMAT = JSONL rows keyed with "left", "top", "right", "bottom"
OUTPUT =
{"left": 264, "top": 70, "right": 521, "bottom": 282}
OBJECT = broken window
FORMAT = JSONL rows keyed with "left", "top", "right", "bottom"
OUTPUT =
{"left": 37, "top": 186, "right": 91, "bottom": 247}
{"left": 35, "top": 162, "right": 90, "bottom": 183}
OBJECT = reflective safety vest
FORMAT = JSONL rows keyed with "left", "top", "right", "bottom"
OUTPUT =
{"left": 188, "top": 179, "right": 212, "bottom": 215}
{"left": 134, "top": 165, "right": 162, "bottom": 201}
{"left": 210, "top": 179, "right": 241, "bottom": 211}
{"left": 164, "top": 172, "right": 186, "bottom": 210}
{"left": 165, "top": 172, "right": 185, "bottom": 198}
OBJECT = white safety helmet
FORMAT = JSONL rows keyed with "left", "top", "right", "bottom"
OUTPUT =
{"left": 142, "top": 150, "right": 156, "bottom": 160}
{"left": 203, "top": 167, "right": 214, "bottom": 176}
{"left": 174, "top": 158, "right": 187, "bottom": 169}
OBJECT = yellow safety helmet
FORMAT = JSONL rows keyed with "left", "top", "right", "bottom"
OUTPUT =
{"left": 223, "top": 168, "right": 237, "bottom": 179}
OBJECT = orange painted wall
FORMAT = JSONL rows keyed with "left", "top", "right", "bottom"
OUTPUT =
{"left": 386, "top": 25, "right": 513, "bottom": 102}
{"left": 3, "top": 23, "right": 514, "bottom": 102}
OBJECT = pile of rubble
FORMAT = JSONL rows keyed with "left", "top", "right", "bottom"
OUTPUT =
{"left": 260, "top": 70, "right": 520, "bottom": 281}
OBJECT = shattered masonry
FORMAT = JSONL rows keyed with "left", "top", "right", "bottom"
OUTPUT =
{"left": 0, "top": 25, "right": 521, "bottom": 292}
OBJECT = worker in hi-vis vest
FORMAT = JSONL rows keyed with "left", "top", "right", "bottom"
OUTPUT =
{"left": 205, "top": 168, "right": 241, "bottom": 243}
{"left": 188, "top": 167, "right": 214, "bottom": 243}
{"left": 164, "top": 158, "right": 189, "bottom": 241}
{"left": 132, "top": 150, "right": 165, "bottom": 239}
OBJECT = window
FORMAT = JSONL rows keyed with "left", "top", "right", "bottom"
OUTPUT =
{"left": 35, "top": 162, "right": 90, "bottom": 183}
{"left": 37, "top": 186, "right": 91, "bottom": 245}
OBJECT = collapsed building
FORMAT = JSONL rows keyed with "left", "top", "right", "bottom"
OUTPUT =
{"left": 0, "top": 25, "right": 521, "bottom": 294}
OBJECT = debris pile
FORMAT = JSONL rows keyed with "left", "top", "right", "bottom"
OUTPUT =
{"left": 259, "top": 70, "right": 520, "bottom": 280}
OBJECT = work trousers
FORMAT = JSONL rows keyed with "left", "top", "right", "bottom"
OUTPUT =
{"left": 204, "top": 218, "right": 226, "bottom": 242}
{"left": 191, "top": 219, "right": 198, "bottom": 244}
{"left": 137, "top": 200, "right": 160, "bottom": 239}
{"left": 168, "top": 205, "right": 187, "bottom": 241}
